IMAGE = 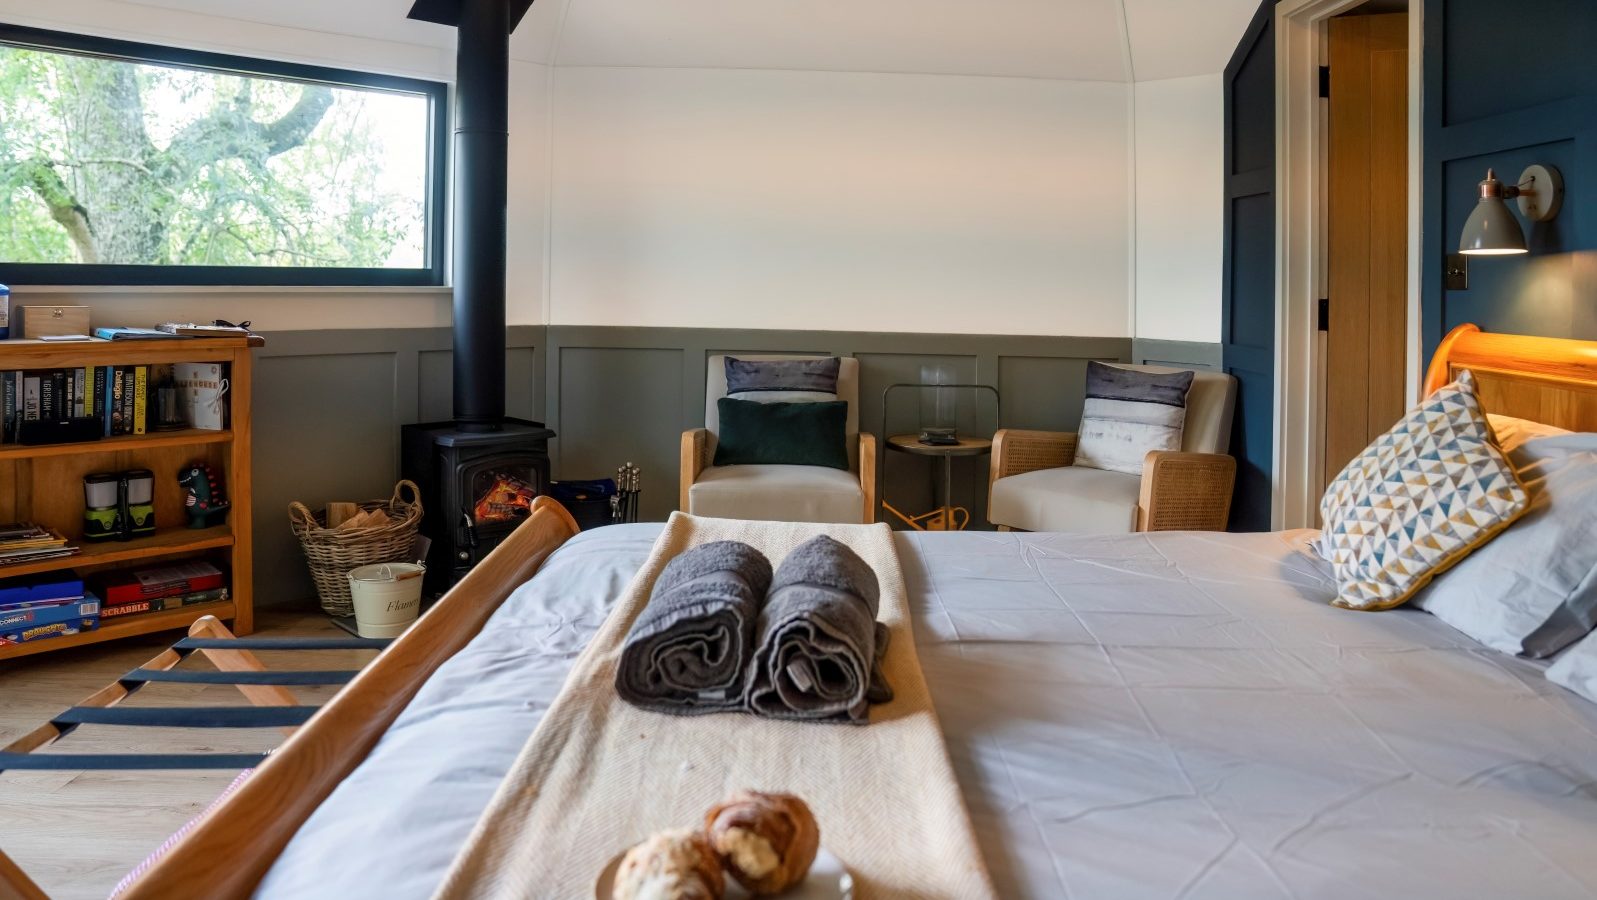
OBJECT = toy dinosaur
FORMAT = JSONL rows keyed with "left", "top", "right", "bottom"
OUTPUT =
{"left": 178, "top": 462, "right": 230, "bottom": 529}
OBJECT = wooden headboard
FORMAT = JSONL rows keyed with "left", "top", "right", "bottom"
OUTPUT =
{"left": 1423, "top": 324, "right": 1597, "bottom": 432}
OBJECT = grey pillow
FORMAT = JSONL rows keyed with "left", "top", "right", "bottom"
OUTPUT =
{"left": 1548, "top": 627, "right": 1597, "bottom": 705}
{"left": 724, "top": 357, "right": 840, "bottom": 394}
{"left": 1073, "top": 362, "right": 1194, "bottom": 476}
{"left": 1414, "top": 431, "right": 1597, "bottom": 657}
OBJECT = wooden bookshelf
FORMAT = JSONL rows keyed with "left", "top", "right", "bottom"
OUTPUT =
{"left": 0, "top": 336, "right": 254, "bottom": 660}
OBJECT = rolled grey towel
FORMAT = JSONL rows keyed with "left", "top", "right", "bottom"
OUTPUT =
{"left": 746, "top": 535, "right": 894, "bottom": 725}
{"left": 616, "top": 541, "right": 773, "bottom": 715}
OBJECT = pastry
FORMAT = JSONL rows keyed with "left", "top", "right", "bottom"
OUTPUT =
{"left": 612, "top": 828, "right": 725, "bottom": 900}
{"left": 703, "top": 790, "right": 820, "bottom": 895}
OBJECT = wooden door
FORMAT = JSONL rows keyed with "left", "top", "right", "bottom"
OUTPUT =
{"left": 1222, "top": 0, "right": 1277, "bottom": 532}
{"left": 1325, "top": 13, "right": 1408, "bottom": 484}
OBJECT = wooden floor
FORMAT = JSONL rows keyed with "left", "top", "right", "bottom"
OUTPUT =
{"left": 0, "top": 611, "right": 374, "bottom": 900}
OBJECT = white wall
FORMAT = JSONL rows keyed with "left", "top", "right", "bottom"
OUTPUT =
{"left": 1133, "top": 74, "right": 1224, "bottom": 344}
{"left": 0, "top": 1, "right": 1229, "bottom": 342}
{"left": 0, "top": 0, "right": 551, "bottom": 330}
{"left": 547, "top": 66, "right": 1131, "bottom": 336}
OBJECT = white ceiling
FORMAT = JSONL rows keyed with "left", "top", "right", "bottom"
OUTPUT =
{"left": 128, "top": 0, "right": 1261, "bottom": 82}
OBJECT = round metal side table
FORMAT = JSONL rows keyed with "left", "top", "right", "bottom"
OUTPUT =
{"left": 882, "top": 434, "right": 992, "bottom": 531}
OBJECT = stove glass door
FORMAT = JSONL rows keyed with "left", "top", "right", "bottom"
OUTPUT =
{"left": 469, "top": 464, "right": 541, "bottom": 524}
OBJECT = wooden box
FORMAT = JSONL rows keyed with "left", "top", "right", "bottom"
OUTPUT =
{"left": 16, "top": 304, "right": 90, "bottom": 339}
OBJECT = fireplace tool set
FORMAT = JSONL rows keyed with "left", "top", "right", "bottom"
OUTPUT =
{"left": 611, "top": 462, "right": 641, "bottom": 525}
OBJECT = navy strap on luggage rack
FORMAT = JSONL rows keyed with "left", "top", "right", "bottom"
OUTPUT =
{"left": 0, "top": 753, "right": 271, "bottom": 771}
{"left": 174, "top": 637, "right": 391, "bottom": 651}
{"left": 0, "top": 619, "right": 391, "bottom": 773}
{"left": 121, "top": 669, "right": 361, "bottom": 686}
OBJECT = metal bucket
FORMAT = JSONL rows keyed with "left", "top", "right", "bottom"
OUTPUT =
{"left": 346, "top": 562, "right": 426, "bottom": 639}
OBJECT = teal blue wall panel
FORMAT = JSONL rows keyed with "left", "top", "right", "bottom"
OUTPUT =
{"left": 1423, "top": 0, "right": 1597, "bottom": 355}
{"left": 1222, "top": 0, "right": 1277, "bottom": 532}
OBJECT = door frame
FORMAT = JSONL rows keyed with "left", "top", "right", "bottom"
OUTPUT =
{"left": 1273, "top": 0, "right": 1423, "bottom": 529}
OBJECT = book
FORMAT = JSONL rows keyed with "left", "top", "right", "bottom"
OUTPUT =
{"left": 90, "top": 561, "right": 224, "bottom": 606}
{"left": 133, "top": 365, "right": 148, "bottom": 435}
{"left": 156, "top": 322, "right": 246, "bottom": 336}
{"left": 0, "top": 523, "right": 71, "bottom": 550}
{"left": 106, "top": 367, "right": 122, "bottom": 435}
{"left": 113, "top": 367, "right": 130, "bottom": 435}
{"left": 72, "top": 367, "right": 85, "bottom": 417}
{"left": 156, "top": 322, "right": 264, "bottom": 347}
{"left": 22, "top": 375, "right": 39, "bottom": 423}
{"left": 2, "top": 372, "right": 14, "bottom": 442}
{"left": 0, "top": 524, "right": 76, "bottom": 569}
{"left": 92, "top": 327, "right": 188, "bottom": 341}
{"left": 38, "top": 372, "right": 55, "bottom": 421}
{"left": 121, "top": 368, "right": 134, "bottom": 435}
{"left": 90, "top": 366, "right": 105, "bottom": 423}
{"left": 0, "top": 548, "right": 77, "bottom": 567}
{"left": 173, "top": 362, "right": 228, "bottom": 431}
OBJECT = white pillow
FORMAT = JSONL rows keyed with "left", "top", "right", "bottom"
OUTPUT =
{"left": 1414, "top": 431, "right": 1597, "bottom": 657}
{"left": 1548, "top": 627, "right": 1597, "bottom": 705}
{"left": 726, "top": 390, "right": 836, "bottom": 404}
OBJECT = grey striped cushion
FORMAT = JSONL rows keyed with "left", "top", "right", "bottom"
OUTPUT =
{"left": 1073, "top": 362, "right": 1194, "bottom": 476}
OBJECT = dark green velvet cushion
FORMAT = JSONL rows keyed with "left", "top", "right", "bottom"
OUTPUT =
{"left": 713, "top": 397, "right": 850, "bottom": 470}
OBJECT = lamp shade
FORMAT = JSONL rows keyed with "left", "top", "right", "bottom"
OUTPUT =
{"left": 1459, "top": 169, "right": 1527, "bottom": 255}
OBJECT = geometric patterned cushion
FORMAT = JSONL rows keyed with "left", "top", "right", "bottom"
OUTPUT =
{"left": 1319, "top": 370, "right": 1529, "bottom": 610}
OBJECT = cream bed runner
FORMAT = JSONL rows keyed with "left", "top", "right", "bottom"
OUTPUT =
{"left": 432, "top": 513, "right": 994, "bottom": 899}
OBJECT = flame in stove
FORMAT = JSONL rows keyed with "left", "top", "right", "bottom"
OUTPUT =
{"left": 474, "top": 473, "right": 539, "bottom": 522}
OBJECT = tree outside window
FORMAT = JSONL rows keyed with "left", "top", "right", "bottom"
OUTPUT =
{"left": 0, "top": 28, "right": 443, "bottom": 284}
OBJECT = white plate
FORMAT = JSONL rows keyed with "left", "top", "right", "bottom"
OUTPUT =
{"left": 595, "top": 845, "right": 853, "bottom": 899}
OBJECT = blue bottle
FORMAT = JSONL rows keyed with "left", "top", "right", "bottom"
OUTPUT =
{"left": 0, "top": 284, "right": 10, "bottom": 340}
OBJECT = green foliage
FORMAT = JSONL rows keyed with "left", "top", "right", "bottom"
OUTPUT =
{"left": 0, "top": 45, "right": 427, "bottom": 268}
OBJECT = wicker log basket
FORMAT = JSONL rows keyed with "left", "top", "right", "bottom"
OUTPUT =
{"left": 289, "top": 480, "right": 424, "bottom": 616}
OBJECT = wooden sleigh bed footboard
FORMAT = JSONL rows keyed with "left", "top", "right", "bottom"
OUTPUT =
{"left": 1, "top": 497, "right": 579, "bottom": 900}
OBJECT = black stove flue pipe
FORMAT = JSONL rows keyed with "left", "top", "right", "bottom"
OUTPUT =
{"left": 410, "top": 0, "right": 535, "bottom": 431}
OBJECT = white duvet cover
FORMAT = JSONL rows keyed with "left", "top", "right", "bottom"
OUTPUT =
{"left": 259, "top": 525, "right": 1597, "bottom": 899}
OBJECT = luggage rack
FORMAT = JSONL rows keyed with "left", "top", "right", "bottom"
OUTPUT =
{"left": 0, "top": 616, "right": 390, "bottom": 774}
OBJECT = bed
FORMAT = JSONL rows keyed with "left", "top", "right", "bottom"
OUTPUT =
{"left": 90, "top": 325, "right": 1597, "bottom": 898}
{"left": 252, "top": 524, "right": 1597, "bottom": 899}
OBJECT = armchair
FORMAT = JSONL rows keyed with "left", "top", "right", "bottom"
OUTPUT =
{"left": 987, "top": 366, "right": 1237, "bottom": 533}
{"left": 681, "top": 355, "right": 877, "bottom": 524}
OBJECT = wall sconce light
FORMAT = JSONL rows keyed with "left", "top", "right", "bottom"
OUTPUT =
{"left": 1458, "top": 165, "right": 1564, "bottom": 256}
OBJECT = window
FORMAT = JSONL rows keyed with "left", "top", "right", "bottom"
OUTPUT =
{"left": 0, "top": 24, "right": 447, "bottom": 286}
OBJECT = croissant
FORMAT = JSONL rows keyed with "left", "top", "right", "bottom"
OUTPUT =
{"left": 703, "top": 790, "right": 820, "bottom": 895}
{"left": 613, "top": 828, "right": 725, "bottom": 900}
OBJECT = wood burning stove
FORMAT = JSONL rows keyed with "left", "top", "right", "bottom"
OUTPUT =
{"left": 401, "top": 419, "right": 552, "bottom": 593}
{"left": 401, "top": 0, "right": 551, "bottom": 592}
